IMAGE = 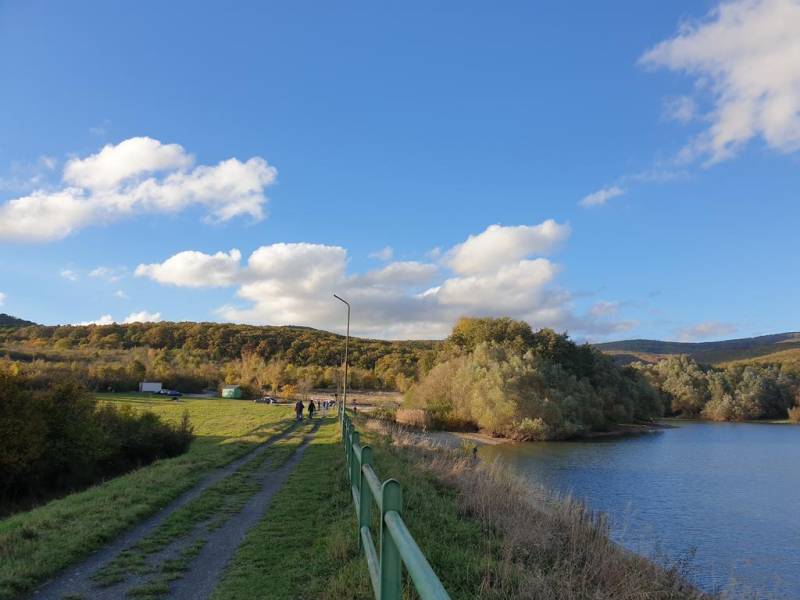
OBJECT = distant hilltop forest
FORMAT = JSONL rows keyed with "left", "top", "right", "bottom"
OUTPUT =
{"left": 0, "top": 319, "right": 437, "bottom": 393}
{"left": 2, "top": 313, "right": 798, "bottom": 370}
{"left": 0, "top": 313, "right": 36, "bottom": 327}
{"left": 597, "top": 332, "right": 800, "bottom": 366}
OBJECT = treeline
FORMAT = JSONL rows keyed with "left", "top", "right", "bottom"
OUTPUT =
{"left": 634, "top": 355, "right": 800, "bottom": 421}
{"left": 0, "top": 366, "right": 194, "bottom": 514}
{"left": 0, "top": 322, "right": 435, "bottom": 393}
{"left": 403, "top": 318, "right": 664, "bottom": 440}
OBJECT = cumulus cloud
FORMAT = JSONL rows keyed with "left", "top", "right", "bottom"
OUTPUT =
{"left": 369, "top": 246, "right": 394, "bottom": 261}
{"left": 444, "top": 220, "right": 570, "bottom": 274}
{"left": 579, "top": 185, "right": 625, "bottom": 208}
{"left": 78, "top": 314, "right": 115, "bottom": 326}
{"left": 358, "top": 262, "right": 438, "bottom": 287}
{"left": 75, "top": 310, "right": 162, "bottom": 325}
{"left": 136, "top": 220, "right": 631, "bottom": 339}
{"left": 123, "top": 310, "right": 161, "bottom": 324}
{"left": 641, "top": 0, "right": 800, "bottom": 163}
{"left": 135, "top": 249, "right": 242, "bottom": 287}
{"left": 677, "top": 321, "right": 738, "bottom": 341}
{"left": 0, "top": 292, "right": 5, "bottom": 306}
{"left": 114, "top": 290, "right": 129, "bottom": 299}
{"left": 0, "top": 137, "right": 277, "bottom": 241}
{"left": 64, "top": 137, "right": 192, "bottom": 190}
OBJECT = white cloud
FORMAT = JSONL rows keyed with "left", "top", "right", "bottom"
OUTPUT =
{"left": 358, "top": 262, "right": 438, "bottom": 287}
{"left": 444, "top": 220, "right": 570, "bottom": 274}
{"left": 677, "top": 321, "right": 738, "bottom": 341}
{"left": 137, "top": 220, "right": 629, "bottom": 340}
{"left": 114, "top": 290, "right": 129, "bottom": 299}
{"left": 0, "top": 137, "right": 277, "bottom": 241}
{"left": 641, "top": 0, "right": 800, "bottom": 163}
{"left": 78, "top": 314, "right": 115, "bottom": 326}
{"left": 136, "top": 249, "right": 242, "bottom": 287}
{"left": 369, "top": 246, "right": 394, "bottom": 261}
{"left": 90, "top": 266, "right": 125, "bottom": 282}
{"left": 64, "top": 137, "right": 192, "bottom": 190}
{"left": 0, "top": 292, "right": 5, "bottom": 306}
{"left": 123, "top": 310, "right": 162, "bottom": 324}
{"left": 73, "top": 310, "right": 161, "bottom": 325}
{"left": 60, "top": 268, "right": 78, "bottom": 282}
{"left": 579, "top": 185, "right": 625, "bottom": 208}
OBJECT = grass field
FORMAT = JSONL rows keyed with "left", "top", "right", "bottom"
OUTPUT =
{"left": 0, "top": 394, "right": 294, "bottom": 600}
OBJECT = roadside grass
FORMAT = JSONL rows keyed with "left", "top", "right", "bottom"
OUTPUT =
{"left": 212, "top": 417, "right": 501, "bottom": 600}
{"left": 95, "top": 420, "right": 317, "bottom": 596}
{"left": 0, "top": 394, "right": 294, "bottom": 600}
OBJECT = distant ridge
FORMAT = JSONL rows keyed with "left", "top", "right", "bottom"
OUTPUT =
{"left": 0, "top": 313, "right": 37, "bottom": 327}
{"left": 597, "top": 331, "right": 800, "bottom": 365}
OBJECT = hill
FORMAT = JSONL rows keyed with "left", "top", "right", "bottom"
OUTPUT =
{"left": 0, "top": 321, "right": 438, "bottom": 393}
{"left": 597, "top": 332, "right": 800, "bottom": 365}
{"left": 0, "top": 313, "right": 36, "bottom": 327}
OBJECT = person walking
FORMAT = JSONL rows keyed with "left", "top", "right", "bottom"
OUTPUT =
{"left": 295, "top": 399, "right": 304, "bottom": 421}
{"left": 308, "top": 399, "right": 316, "bottom": 420}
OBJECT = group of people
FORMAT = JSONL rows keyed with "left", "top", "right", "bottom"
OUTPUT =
{"left": 294, "top": 398, "right": 336, "bottom": 421}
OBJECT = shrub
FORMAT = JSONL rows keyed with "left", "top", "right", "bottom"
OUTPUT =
{"left": 0, "top": 370, "right": 194, "bottom": 514}
{"left": 788, "top": 405, "right": 800, "bottom": 423}
{"left": 395, "top": 408, "right": 430, "bottom": 429}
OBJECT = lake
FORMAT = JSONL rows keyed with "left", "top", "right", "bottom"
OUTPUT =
{"left": 480, "top": 421, "right": 800, "bottom": 598}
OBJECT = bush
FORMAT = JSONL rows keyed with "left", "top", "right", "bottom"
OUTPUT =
{"left": 404, "top": 332, "right": 662, "bottom": 440}
{"left": 788, "top": 405, "right": 800, "bottom": 423}
{"left": 0, "top": 369, "right": 194, "bottom": 514}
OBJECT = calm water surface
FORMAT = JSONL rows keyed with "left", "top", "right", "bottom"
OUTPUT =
{"left": 480, "top": 421, "right": 800, "bottom": 598}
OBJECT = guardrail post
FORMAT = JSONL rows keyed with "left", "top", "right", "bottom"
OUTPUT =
{"left": 358, "top": 446, "right": 373, "bottom": 549}
{"left": 380, "top": 480, "right": 403, "bottom": 600}
{"left": 350, "top": 431, "right": 360, "bottom": 485}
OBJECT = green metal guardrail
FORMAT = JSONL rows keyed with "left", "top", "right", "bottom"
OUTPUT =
{"left": 341, "top": 412, "right": 450, "bottom": 600}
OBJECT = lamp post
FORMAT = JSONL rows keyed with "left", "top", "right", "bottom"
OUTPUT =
{"left": 333, "top": 294, "right": 350, "bottom": 425}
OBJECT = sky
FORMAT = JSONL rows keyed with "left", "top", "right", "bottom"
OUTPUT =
{"left": 1, "top": 0, "right": 799, "bottom": 341}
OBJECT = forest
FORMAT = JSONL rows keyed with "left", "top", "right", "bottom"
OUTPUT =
{"left": 0, "top": 321, "right": 436, "bottom": 395}
{"left": 634, "top": 354, "right": 800, "bottom": 422}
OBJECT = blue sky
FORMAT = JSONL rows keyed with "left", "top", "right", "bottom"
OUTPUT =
{"left": 1, "top": 0, "right": 798, "bottom": 341}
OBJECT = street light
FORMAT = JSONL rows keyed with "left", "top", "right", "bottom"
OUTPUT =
{"left": 333, "top": 294, "right": 350, "bottom": 424}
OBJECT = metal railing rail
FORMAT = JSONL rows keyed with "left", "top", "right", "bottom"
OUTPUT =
{"left": 341, "top": 412, "right": 450, "bottom": 600}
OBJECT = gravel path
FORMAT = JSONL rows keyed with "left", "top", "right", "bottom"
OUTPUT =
{"left": 170, "top": 421, "right": 320, "bottom": 599}
{"left": 32, "top": 420, "right": 306, "bottom": 600}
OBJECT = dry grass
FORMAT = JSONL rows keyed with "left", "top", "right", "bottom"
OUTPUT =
{"left": 395, "top": 408, "right": 431, "bottom": 429}
{"left": 362, "top": 417, "right": 706, "bottom": 600}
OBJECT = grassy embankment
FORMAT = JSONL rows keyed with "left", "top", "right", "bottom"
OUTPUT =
{"left": 212, "top": 417, "right": 703, "bottom": 599}
{"left": 0, "top": 394, "right": 294, "bottom": 600}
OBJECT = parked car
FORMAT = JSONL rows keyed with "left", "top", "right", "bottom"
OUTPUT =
{"left": 157, "top": 389, "right": 182, "bottom": 398}
{"left": 254, "top": 396, "right": 275, "bottom": 404}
